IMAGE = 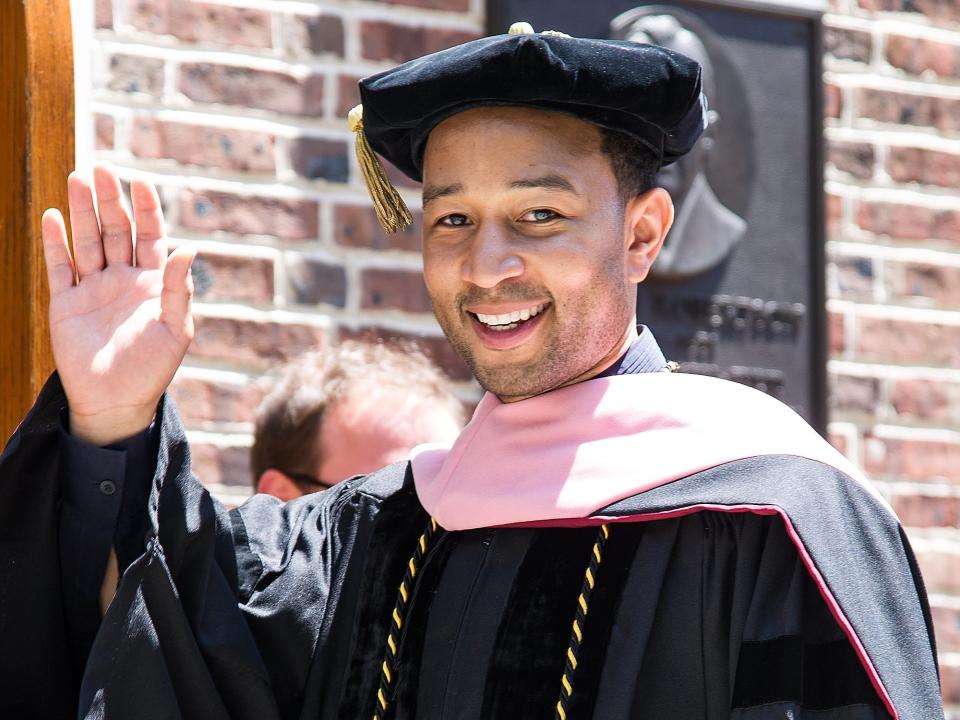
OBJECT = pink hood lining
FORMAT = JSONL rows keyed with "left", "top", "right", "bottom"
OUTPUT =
{"left": 408, "top": 373, "right": 899, "bottom": 717}
{"left": 410, "top": 373, "right": 888, "bottom": 531}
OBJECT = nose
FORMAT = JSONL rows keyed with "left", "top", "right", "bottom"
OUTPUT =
{"left": 461, "top": 221, "right": 524, "bottom": 288}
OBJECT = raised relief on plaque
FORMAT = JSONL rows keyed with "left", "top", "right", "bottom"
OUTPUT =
{"left": 611, "top": 8, "right": 751, "bottom": 280}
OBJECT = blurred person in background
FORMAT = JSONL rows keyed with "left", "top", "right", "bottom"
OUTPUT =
{"left": 251, "top": 341, "right": 465, "bottom": 501}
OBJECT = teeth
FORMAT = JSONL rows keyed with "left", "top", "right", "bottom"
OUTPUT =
{"left": 475, "top": 303, "right": 546, "bottom": 327}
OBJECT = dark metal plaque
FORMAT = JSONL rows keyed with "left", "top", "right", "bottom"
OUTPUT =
{"left": 488, "top": 0, "right": 827, "bottom": 430}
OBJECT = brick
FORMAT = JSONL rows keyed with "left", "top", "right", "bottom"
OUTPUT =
{"left": 284, "top": 14, "right": 344, "bottom": 58}
{"left": 943, "top": 661, "right": 960, "bottom": 705}
{"left": 128, "top": 0, "right": 272, "bottom": 48}
{"left": 932, "top": 605, "right": 960, "bottom": 653}
{"left": 95, "top": 114, "right": 115, "bottom": 150}
{"left": 365, "top": 0, "right": 470, "bottom": 10}
{"left": 334, "top": 204, "right": 422, "bottom": 252}
{"left": 285, "top": 255, "right": 347, "bottom": 307}
{"left": 824, "top": 25, "right": 872, "bottom": 63}
{"left": 914, "top": 548, "right": 960, "bottom": 594}
{"left": 828, "top": 431, "right": 849, "bottom": 457}
{"left": 828, "top": 310, "right": 846, "bottom": 355}
{"left": 828, "top": 140, "right": 874, "bottom": 180}
{"left": 188, "top": 441, "right": 252, "bottom": 487}
{"left": 190, "top": 252, "right": 274, "bottom": 304}
{"left": 857, "top": 0, "right": 960, "bottom": 25}
{"left": 96, "top": 0, "right": 113, "bottom": 28}
{"left": 857, "top": 88, "right": 960, "bottom": 133}
{"left": 857, "top": 316, "right": 960, "bottom": 366}
{"left": 361, "top": 268, "right": 432, "bottom": 313}
{"left": 829, "top": 373, "right": 879, "bottom": 415}
{"left": 179, "top": 63, "right": 325, "bottom": 116}
{"left": 826, "top": 193, "right": 843, "bottom": 240}
{"left": 179, "top": 189, "right": 319, "bottom": 240}
{"left": 864, "top": 434, "right": 960, "bottom": 482}
{"left": 825, "top": 83, "right": 842, "bottom": 120}
{"left": 168, "top": 375, "right": 264, "bottom": 425}
{"left": 132, "top": 118, "right": 276, "bottom": 173}
{"left": 886, "top": 35, "right": 960, "bottom": 78}
{"left": 126, "top": 0, "right": 169, "bottom": 33}
{"left": 106, "top": 54, "right": 165, "bottom": 96}
{"left": 360, "top": 21, "right": 478, "bottom": 63}
{"left": 892, "top": 378, "right": 960, "bottom": 424}
{"left": 289, "top": 138, "right": 349, "bottom": 183}
{"left": 888, "top": 147, "right": 960, "bottom": 188}
{"left": 336, "top": 74, "right": 364, "bottom": 119}
{"left": 887, "top": 262, "right": 960, "bottom": 308}
{"left": 892, "top": 493, "right": 959, "bottom": 527}
{"left": 340, "top": 325, "right": 471, "bottom": 381}
{"left": 856, "top": 201, "right": 960, "bottom": 244}
{"left": 833, "top": 255, "right": 874, "bottom": 298}
{"left": 189, "top": 315, "right": 326, "bottom": 370}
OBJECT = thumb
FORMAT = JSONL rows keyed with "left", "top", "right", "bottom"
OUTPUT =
{"left": 160, "top": 244, "right": 197, "bottom": 338}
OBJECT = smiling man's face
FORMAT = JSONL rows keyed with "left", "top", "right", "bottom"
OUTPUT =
{"left": 421, "top": 106, "right": 669, "bottom": 401}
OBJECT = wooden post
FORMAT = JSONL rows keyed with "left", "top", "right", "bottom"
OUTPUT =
{"left": 0, "top": 0, "right": 74, "bottom": 442}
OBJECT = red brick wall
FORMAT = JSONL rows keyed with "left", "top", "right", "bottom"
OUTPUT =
{"left": 89, "top": 0, "right": 959, "bottom": 707}
{"left": 90, "top": 0, "right": 481, "bottom": 504}
{"left": 824, "top": 0, "right": 960, "bottom": 710}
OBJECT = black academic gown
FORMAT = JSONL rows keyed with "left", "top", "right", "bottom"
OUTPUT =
{"left": 0, "top": 375, "right": 943, "bottom": 719}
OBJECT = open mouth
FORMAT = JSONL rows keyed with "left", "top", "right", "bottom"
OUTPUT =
{"left": 472, "top": 302, "right": 549, "bottom": 332}
{"left": 466, "top": 302, "right": 551, "bottom": 350}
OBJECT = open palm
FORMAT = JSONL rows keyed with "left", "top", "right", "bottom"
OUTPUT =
{"left": 42, "top": 165, "right": 195, "bottom": 445}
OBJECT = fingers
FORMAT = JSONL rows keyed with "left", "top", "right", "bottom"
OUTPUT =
{"left": 160, "top": 244, "right": 197, "bottom": 337}
{"left": 131, "top": 180, "right": 166, "bottom": 269}
{"left": 41, "top": 209, "right": 76, "bottom": 294}
{"left": 67, "top": 173, "right": 104, "bottom": 279}
{"left": 93, "top": 164, "right": 133, "bottom": 266}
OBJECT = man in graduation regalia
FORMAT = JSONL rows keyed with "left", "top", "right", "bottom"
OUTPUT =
{"left": 0, "top": 22, "right": 944, "bottom": 720}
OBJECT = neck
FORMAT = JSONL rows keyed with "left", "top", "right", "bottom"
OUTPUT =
{"left": 496, "top": 320, "right": 639, "bottom": 404}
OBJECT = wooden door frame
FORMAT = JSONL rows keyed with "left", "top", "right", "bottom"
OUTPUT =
{"left": 1, "top": 0, "right": 74, "bottom": 442}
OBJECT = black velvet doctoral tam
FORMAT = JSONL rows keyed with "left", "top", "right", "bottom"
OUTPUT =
{"left": 358, "top": 32, "right": 708, "bottom": 182}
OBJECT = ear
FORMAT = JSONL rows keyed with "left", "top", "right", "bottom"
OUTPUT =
{"left": 256, "top": 468, "right": 305, "bottom": 501}
{"left": 624, "top": 187, "right": 674, "bottom": 284}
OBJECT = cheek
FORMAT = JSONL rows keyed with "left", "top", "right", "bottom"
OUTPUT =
{"left": 422, "top": 244, "right": 458, "bottom": 299}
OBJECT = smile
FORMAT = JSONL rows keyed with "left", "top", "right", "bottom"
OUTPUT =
{"left": 473, "top": 303, "right": 548, "bottom": 332}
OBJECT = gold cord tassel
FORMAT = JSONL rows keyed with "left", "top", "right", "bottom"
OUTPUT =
{"left": 348, "top": 104, "right": 413, "bottom": 234}
{"left": 508, "top": 21, "right": 571, "bottom": 38}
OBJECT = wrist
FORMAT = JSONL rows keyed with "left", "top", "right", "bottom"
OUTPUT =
{"left": 68, "top": 403, "right": 159, "bottom": 446}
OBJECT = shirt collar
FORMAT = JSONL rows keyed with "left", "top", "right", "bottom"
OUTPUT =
{"left": 594, "top": 325, "right": 667, "bottom": 378}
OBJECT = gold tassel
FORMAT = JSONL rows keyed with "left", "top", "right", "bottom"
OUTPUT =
{"left": 348, "top": 104, "right": 413, "bottom": 234}
{"left": 508, "top": 21, "right": 534, "bottom": 34}
{"left": 508, "top": 21, "right": 570, "bottom": 38}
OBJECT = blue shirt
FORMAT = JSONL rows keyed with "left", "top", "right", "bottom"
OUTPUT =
{"left": 58, "top": 326, "right": 668, "bottom": 672}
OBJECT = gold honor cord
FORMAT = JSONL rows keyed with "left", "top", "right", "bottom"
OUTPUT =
{"left": 372, "top": 516, "right": 441, "bottom": 720}
{"left": 554, "top": 524, "right": 610, "bottom": 720}
{"left": 554, "top": 362, "right": 676, "bottom": 719}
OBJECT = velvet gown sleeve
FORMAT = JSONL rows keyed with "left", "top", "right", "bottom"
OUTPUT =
{"left": 0, "top": 374, "right": 80, "bottom": 719}
{"left": 0, "top": 374, "right": 394, "bottom": 720}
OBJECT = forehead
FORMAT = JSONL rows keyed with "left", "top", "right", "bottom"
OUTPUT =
{"left": 423, "top": 106, "right": 604, "bottom": 170}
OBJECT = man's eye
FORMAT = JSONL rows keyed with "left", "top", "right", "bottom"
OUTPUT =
{"left": 439, "top": 214, "right": 470, "bottom": 227}
{"left": 521, "top": 209, "right": 561, "bottom": 223}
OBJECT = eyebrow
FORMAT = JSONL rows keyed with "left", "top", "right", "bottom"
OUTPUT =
{"left": 421, "top": 174, "right": 579, "bottom": 208}
{"left": 510, "top": 174, "right": 578, "bottom": 194}
{"left": 422, "top": 183, "right": 464, "bottom": 207}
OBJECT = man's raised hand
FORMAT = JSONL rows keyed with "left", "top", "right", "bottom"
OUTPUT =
{"left": 41, "top": 165, "right": 196, "bottom": 445}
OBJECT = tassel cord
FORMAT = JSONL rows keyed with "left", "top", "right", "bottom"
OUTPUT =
{"left": 371, "top": 517, "right": 444, "bottom": 720}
